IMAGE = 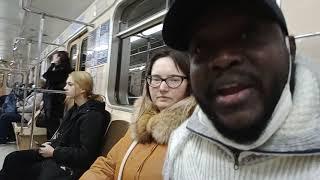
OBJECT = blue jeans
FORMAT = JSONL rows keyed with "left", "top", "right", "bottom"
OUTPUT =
{"left": 0, "top": 112, "right": 21, "bottom": 143}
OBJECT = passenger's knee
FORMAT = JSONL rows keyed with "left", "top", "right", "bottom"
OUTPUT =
{"left": 0, "top": 113, "right": 10, "bottom": 119}
{"left": 4, "top": 151, "right": 19, "bottom": 166}
{"left": 3, "top": 154, "right": 13, "bottom": 170}
{"left": 0, "top": 113, "right": 11, "bottom": 121}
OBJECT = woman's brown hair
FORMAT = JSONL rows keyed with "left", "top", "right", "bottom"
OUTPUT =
{"left": 145, "top": 48, "right": 192, "bottom": 98}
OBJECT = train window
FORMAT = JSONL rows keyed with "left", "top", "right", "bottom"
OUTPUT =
{"left": 111, "top": 0, "right": 172, "bottom": 106}
{"left": 80, "top": 38, "right": 88, "bottom": 71}
{"left": 70, "top": 44, "right": 78, "bottom": 71}
{"left": 125, "top": 25, "right": 166, "bottom": 104}
{"left": 6, "top": 73, "right": 23, "bottom": 88}
{"left": 0, "top": 73, "right": 4, "bottom": 87}
{"left": 120, "top": 0, "right": 167, "bottom": 32}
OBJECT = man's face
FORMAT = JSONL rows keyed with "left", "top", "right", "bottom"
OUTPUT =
{"left": 189, "top": 10, "right": 290, "bottom": 143}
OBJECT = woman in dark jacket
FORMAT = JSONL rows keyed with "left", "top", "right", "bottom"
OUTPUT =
{"left": 0, "top": 71, "right": 111, "bottom": 180}
{"left": 42, "top": 51, "right": 72, "bottom": 139}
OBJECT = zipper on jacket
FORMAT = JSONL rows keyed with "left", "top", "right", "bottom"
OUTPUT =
{"left": 232, "top": 149, "right": 240, "bottom": 170}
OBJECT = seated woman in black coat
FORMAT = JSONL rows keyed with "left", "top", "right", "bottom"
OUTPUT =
{"left": 0, "top": 71, "right": 111, "bottom": 180}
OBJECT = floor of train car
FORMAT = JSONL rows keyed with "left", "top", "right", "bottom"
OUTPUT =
{"left": 0, "top": 143, "right": 17, "bottom": 168}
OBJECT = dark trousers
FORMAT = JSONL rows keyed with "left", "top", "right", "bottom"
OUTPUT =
{"left": 0, "top": 150, "right": 73, "bottom": 180}
{"left": 43, "top": 93, "right": 65, "bottom": 139}
{"left": 46, "top": 116, "right": 61, "bottom": 139}
{"left": 0, "top": 113, "right": 21, "bottom": 143}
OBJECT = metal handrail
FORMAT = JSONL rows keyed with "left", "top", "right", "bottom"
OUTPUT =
{"left": 16, "top": 87, "right": 67, "bottom": 94}
{"left": 22, "top": 0, "right": 94, "bottom": 27}
{"left": 295, "top": 32, "right": 320, "bottom": 39}
{"left": 29, "top": 39, "right": 65, "bottom": 47}
{"left": 13, "top": 38, "right": 64, "bottom": 52}
{"left": 15, "top": 86, "right": 67, "bottom": 149}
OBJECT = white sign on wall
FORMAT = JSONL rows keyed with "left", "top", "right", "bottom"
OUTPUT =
{"left": 86, "top": 20, "right": 110, "bottom": 67}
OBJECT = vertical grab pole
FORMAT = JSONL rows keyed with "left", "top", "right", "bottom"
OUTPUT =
{"left": 30, "top": 14, "right": 45, "bottom": 149}
{"left": 165, "top": 0, "right": 170, "bottom": 9}
{"left": 19, "top": 42, "right": 32, "bottom": 135}
{"left": 146, "top": 39, "right": 151, "bottom": 61}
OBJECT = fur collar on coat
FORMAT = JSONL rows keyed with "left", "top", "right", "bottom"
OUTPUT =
{"left": 130, "top": 96, "right": 196, "bottom": 144}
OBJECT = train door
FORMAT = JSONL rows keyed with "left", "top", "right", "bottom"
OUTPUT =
{"left": 67, "top": 32, "right": 88, "bottom": 71}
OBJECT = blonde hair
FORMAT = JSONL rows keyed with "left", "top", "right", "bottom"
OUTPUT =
{"left": 37, "top": 79, "right": 46, "bottom": 88}
{"left": 68, "top": 71, "right": 104, "bottom": 102}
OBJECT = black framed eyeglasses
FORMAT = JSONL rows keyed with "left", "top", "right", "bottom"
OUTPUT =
{"left": 146, "top": 75, "right": 187, "bottom": 89}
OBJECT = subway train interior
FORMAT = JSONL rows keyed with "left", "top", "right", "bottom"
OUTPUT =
{"left": 0, "top": 0, "right": 319, "bottom": 171}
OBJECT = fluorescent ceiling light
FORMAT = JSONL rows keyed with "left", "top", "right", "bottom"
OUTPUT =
{"left": 72, "top": 54, "right": 78, "bottom": 60}
{"left": 142, "top": 24, "right": 163, "bottom": 36}
{"left": 129, "top": 65, "right": 145, "bottom": 71}
{"left": 130, "top": 36, "right": 141, "bottom": 43}
{"left": 93, "top": 44, "right": 109, "bottom": 51}
{"left": 87, "top": 50, "right": 94, "bottom": 55}
{"left": 130, "top": 23, "right": 163, "bottom": 43}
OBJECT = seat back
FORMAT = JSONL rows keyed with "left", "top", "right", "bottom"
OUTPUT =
{"left": 27, "top": 109, "right": 41, "bottom": 126}
{"left": 12, "top": 109, "right": 47, "bottom": 150}
{"left": 100, "top": 120, "right": 129, "bottom": 155}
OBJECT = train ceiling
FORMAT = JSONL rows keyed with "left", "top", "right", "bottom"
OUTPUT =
{"left": 0, "top": 0, "right": 95, "bottom": 67}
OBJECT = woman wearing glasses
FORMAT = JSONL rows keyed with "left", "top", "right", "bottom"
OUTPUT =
{"left": 80, "top": 49, "right": 196, "bottom": 180}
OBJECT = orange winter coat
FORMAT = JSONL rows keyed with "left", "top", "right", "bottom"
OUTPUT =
{"left": 80, "top": 96, "right": 196, "bottom": 180}
{"left": 80, "top": 131, "right": 167, "bottom": 180}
